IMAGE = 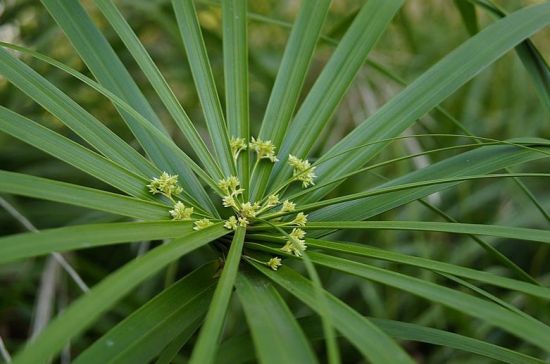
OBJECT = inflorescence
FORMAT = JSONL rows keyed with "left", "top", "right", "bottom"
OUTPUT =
{"left": 146, "top": 136, "right": 316, "bottom": 271}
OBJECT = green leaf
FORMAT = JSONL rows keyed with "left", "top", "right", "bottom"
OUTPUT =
{"left": 189, "top": 227, "right": 245, "bottom": 364}
{"left": 469, "top": 0, "right": 550, "bottom": 114}
{"left": 303, "top": 221, "right": 550, "bottom": 245}
{"left": 0, "top": 46, "right": 157, "bottom": 179}
{"left": 74, "top": 262, "right": 218, "bottom": 364}
{"left": 235, "top": 268, "right": 318, "bottom": 364}
{"left": 306, "top": 238, "right": 550, "bottom": 299}
{"left": 250, "top": 262, "right": 415, "bottom": 364}
{"left": 217, "top": 316, "right": 545, "bottom": 364}
{"left": 12, "top": 225, "right": 227, "bottom": 364}
{"left": 309, "top": 145, "right": 549, "bottom": 223}
{"left": 39, "top": 0, "right": 203, "bottom": 190}
{"left": 268, "top": 0, "right": 404, "bottom": 193}
{"left": 90, "top": 0, "right": 224, "bottom": 180}
{"left": 304, "top": 2, "right": 550, "bottom": 202}
{"left": 0, "top": 221, "right": 196, "bottom": 264}
{"left": 0, "top": 40, "right": 220, "bottom": 211}
{"left": 250, "top": 0, "right": 332, "bottom": 199}
{"left": 0, "top": 106, "right": 150, "bottom": 200}
{"left": 223, "top": 0, "right": 250, "bottom": 195}
{"left": 0, "top": 41, "right": 221, "bottom": 207}
{"left": 370, "top": 318, "right": 545, "bottom": 364}
{"left": 171, "top": 0, "right": 234, "bottom": 176}
{"left": 309, "top": 252, "right": 550, "bottom": 351}
{"left": 0, "top": 170, "right": 168, "bottom": 220}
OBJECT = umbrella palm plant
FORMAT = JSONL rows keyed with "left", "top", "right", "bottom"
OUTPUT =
{"left": 0, "top": 0, "right": 550, "bottom": 363}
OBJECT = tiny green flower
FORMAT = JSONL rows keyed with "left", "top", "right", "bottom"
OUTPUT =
{"left": 169, "top": 201, "right": 194, "bottom": 221}
{"left": 281, "top": 200, "right": 296, "bottom": 212}
{"left": 222, "top": 195, "right": 238, "bottom": 209}
{"left": 230, "top": 136, "right": 247, "bottom": 160}
{"left": 218, "top": 176, "right": 242, "bottom": 196}
{"left": 238, "top": 217, "right": 249, "bottom": 227}
{"left": 193, "top": 218, "right": 214, "bottom": 231}
{"left": 148, "top": 172, "right": 183, "bottom": 198}
{"left": 288, "top": 154, "right": 316, "bottom": 188}
{"left": 291, "top": 212, "right": 308, "bottom": 227}
{"left": 224, "top": 216, "right": 238, "bottom": 230}
{"left": 240, "top": 201, "right": 260, "bottom": 218}
{"left": 265, "top": 194, "right": 280, "bottom": 208}
{"left": 281, "top": 228, "right": 307, "bottom": 257}
{"left": 249, "top": 137, "right": 278, "bottom": 162}
{"left": 267, "top": 257, "right": 282, "bottom": 271}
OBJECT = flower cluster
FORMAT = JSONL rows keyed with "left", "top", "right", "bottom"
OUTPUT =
{"left": 230, "top": 137, "right": 247, "bottom": 161}
{"left": 219, "top": 176, "right": 244, "bottom": 209}
{"left": 281, "top": 228, "right": 307, "bottom": 257}
{"left": 147, "top": 172, "right": 183, "bottom": 200}
{"left": 169, "top": 201, "right": 194, "bottom": 221}
{"left": 288, "top": 154, "right": 316, "bottom": 188}
{"left": 194, "top": 218, "right": 214, "bottom": 231}
{"left": 249, "top": 137, "right": 278, "bottom": 162}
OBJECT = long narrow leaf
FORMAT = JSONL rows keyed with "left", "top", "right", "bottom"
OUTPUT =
{"left": 309, "top": 252, "right": 550, "bottom": 351}
{"left": 171, "top": 0, "right": 234, "bottom": 176}
{"left": 250, "top": 262, "right": 415, "bottom": 364}
{"left": 90, "top": 0, "right": 223, "bottom": 180}
{"left": 189, "top": 227, "right": 245, "bottom": 364}
{"left": 223, "top": 0, "right": 250, "bottom": 195}
{"left": 74, "top": 262, "right": 219, "bottom": 364}
{"left": 250, "top": 0, "right": 331, "bottom": 199}
{"left": 0, "top": 47, "right": 157, "bottom": 179}
{"left": 12, "top": 225, "right": 227, "bottom": 364}
{"left": 306, "top": 238, "right": 550, "bottom": 299}
{"left": 0, "top": 170, "right": 168, "bottom": 220}
{"left": 304, "top": 2, "right": 550, "bottom": 202}
{"left": 269, "top": 0, "right": 403, "bottom": 193}
{"left": 0, "top": 106, "right": 150, "bottom": 200}
{"left": 235, "top": 268, "right": 318, "bottom": 364}
{"left": 0, "top": 221, "right": 196, "bottom": 264}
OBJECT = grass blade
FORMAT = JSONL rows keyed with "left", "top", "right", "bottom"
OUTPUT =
{"left": 91, "top": 0, "right": 224, "bottom": 180}
{"left": 0, "top": 106, "right": 150, "bottom": 200}
{"left": 305, "top": 2, "right": 550, "bottom": 202}
{"left": 217, "top": 315, "right": 545, "bottom": 364}
{"left": 0, "top": 170, "right": 168, "bottom": 220}
{"left": 250, "top": 0, "right": 331, "bottom": 199}
{"left": 306, "top": 238, "right": 550, "bottom": 299}
{"left": 223, "top": 0, "right": 250, "bottom": 194}
{"left": 189, "top": 227, "right": 245, "bottom": 364}
{"left": 0, "top": 221, "right": 197, "bottom": 264}
{"left": 11, "top": 225, "right": 227, "bottom": 364}
{"left": 250, "top": 262, "right": 415, "bottom": 364}
{"left": 309, "top": 145, "right": 549, "bottom": 222}
{"left": 269, "top": 0, "right": 403, "bottom": 193}
{"left": 171, "top": 0, "right": 234, "bottom": 176}
{"left": 309, "top": 252, "right": 550, "bottom": 351}
{"left": 39, "top": 0, "right": 199, "bottom": 184}
{"left": 235, "top": 268, "right": 318, "bottom": 364}
{"left": 74, "top": 262, "right": 219, "bottom": 364}
{"left": 0, "top": 47, "right": 157, "bottom": 179}
{"left": 304, "top": 221, "right": 550, "bottom": 245}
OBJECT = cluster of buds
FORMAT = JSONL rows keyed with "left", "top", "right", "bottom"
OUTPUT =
{"left": 219, "top": 176, "right": 244, "bottom": 209}
{"left": 223, "top": 215, "right": 249, "bottom": 230}
{"left": 249, "top": 137, "right": 278, "bottom": 162}
{"left": 169, "top": 201, "right": 194, "bottom": 221}
{"left": 281, "top": 228, "right": 307, "bottom": 257}
{"left": 230, "top": 137, "right": 247, "bottom": 161}
{"left": 194, "top": 218, "right": 214, "bottom": 231}
{"left": 288, "top": 155, "right": 316, "bottom": 188}
{"left": 147, "top": 172, "right": 183, "bottom": 200}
